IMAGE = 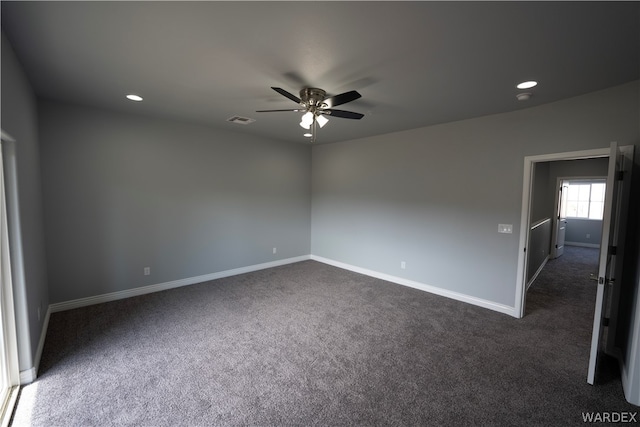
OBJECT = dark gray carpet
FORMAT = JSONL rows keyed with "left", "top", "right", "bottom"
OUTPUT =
{"left": 11, "top": 247, "right": 638, "bottom": 426}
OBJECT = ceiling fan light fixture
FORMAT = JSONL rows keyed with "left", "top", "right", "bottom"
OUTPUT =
{"left": 303, "top": 133, "right": 313, "bottom": 138}
{"left": 300, "top": 111, "right": 314, "bottom": 129}
{"left": 301, "top": 111, "right": 314, "bottom": 123}
{"left": 316, "top": 114, "right": 329, "bottom": 128}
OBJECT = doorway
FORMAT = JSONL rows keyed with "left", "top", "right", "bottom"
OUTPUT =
{"left": 516, "top": 143, "right": 634, "bottom": 385}
{"left": 517, "top": 147, "right": 611, "bottom": 314}
{"left": 519, "top": 150, "right": 610, "bottom": 305}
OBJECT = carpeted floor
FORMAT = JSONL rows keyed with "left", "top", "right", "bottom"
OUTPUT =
{"left": 11, "top": 246, "right": 638, "bottom": 426}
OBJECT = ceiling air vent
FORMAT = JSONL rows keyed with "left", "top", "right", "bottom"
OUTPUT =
{"left": 227, "top": 116, "right": 256, "bottom": 125}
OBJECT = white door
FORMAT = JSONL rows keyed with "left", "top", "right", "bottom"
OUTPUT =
{"left": 551, "top": 181, "right": 569, "bottom": 259}
{"left": 587, "top": 142, "right": 634, "bottom": 384}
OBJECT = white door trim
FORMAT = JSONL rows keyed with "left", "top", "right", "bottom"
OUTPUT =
{"left": 0, "top": 130, "right": 20, "bottom": 427}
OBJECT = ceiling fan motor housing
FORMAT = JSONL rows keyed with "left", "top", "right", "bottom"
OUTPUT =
{"left": 300, "top": 88, "right": 327, "bottom": 109}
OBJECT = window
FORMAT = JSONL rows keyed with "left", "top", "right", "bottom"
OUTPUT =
{"left": 565, "top": 181, "right": 606, "bottom": 220}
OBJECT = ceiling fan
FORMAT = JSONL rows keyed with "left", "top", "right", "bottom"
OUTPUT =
{"left": 256, "top": 87, "right": 364, "bottom": 143}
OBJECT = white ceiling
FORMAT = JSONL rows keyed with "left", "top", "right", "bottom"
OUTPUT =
{"left": 2, "top": 1, "right": 639, "bottom": 144}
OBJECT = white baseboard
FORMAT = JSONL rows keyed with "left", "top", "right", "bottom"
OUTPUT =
{"left": 310, "top": 255, "right": 518, "bottom": 318}
{"left": 19, "top": 306, "right": 51, "bottom": 385}
{"left": 526, "top": 256, "right": 549, "bottom": 291}
{"left": 50, "top": 255, "right": 310, "bottom": 313}
{"left": 19, "top": 368, "right": 36, "bottom": 384}
{"left": 565, "top": 241, "right": 600, "bottom": 248}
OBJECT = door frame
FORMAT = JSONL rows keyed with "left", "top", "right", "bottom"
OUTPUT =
{"left": 0, "top": 130, "right": 20, "bottom": 427}
{"left": 515, "top": 147, "right": 610, "bottom": 318}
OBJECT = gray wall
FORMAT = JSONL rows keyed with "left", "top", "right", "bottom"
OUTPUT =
{"left": 39, "top": 101, "right": 311, "bottom": 303}
{"left": 548, "top": 158, "right": 609, "bottom": 184}
{"left": 311, "top": 81, "right": 639, "bottom": 310}
{"left": 530, "top": 162, "right": 551, "bottom": 224}
{"left": 565, "top": 218, "right": 602, "bottom": 246}
{"left": 527, "top": 162, "right": 552, "bottom": 285}
{"left": 0, "top": 33, "right": 49, "bottom": 372}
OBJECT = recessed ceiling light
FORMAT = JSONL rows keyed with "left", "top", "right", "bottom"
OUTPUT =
{"left": 126, "top": 94, "right": 143, "bottom": 102}
{"left": 516, "top": 81, "right": 537, "bottom": 90}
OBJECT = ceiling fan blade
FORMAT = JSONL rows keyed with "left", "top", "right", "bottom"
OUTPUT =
{"left": 323, "top": 109, "right": 364, "bottom": 120}
{"left": 256, "top": 109, "right": 303, "bottom": 113}
{"left": 271, "top": 87, "right": 301, "bottom": 104}
{"left": 323, "top": 90, "right": 361, "bottom": 108}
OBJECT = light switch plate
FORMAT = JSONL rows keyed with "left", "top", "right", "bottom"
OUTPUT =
{"left": 498, "top": 224, "right": 513, "bottom": 234}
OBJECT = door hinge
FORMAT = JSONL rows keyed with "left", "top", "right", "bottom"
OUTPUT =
{"left": 599, "top": 276, "right": 605, "bottom": 285}
{"left": 616, "top": 171, "right": 624, "bottom": 181}
{"left": 609, "top": 245, "right": 617, "bottom": 256}
{"left": 603, "top": 317, "right": 610, "bottom": 327}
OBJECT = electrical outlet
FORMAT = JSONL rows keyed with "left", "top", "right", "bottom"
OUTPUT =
{"left": 586, "top": 234, "right": 590, "bottom": 239}
{"left": 498, "top": 224, "right": 513, "bottom": 234}
{"left": 144, "top": 267, "right": 150, "bottom": 276}
{"left": 401, "top": 261, "right": 406, "bottom": 269}
{"left": 273, "top": 247, "right": 277, "bottom": 254}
